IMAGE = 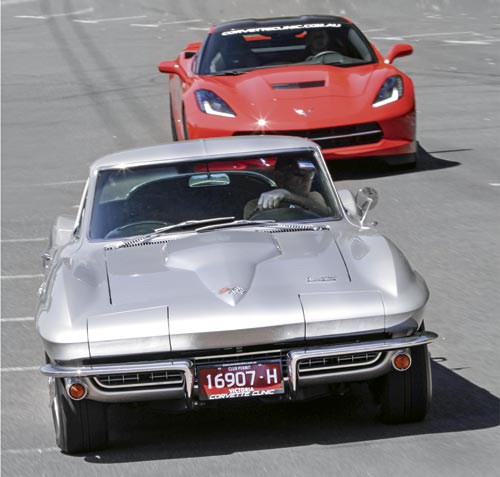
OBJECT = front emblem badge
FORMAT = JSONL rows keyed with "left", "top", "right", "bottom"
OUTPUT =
{"left": 294, "top": 108, "right": 313, "bottom": 116}
{"left": 307, "top": 276, "right": 337, "bottom": 283}
{"left": 218, "top": 287, "right": 247, "bottom": 295}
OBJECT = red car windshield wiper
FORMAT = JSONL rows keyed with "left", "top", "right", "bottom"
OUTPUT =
{"left": 210, "top": 70, "right": 248, "bottom": 76}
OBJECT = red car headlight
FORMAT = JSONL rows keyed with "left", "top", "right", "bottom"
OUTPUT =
{"left": 195, "top": 89, "right": 236, "bottom": 118}
{"left": 373, "top": 75, "right": 403, "bottom": 108}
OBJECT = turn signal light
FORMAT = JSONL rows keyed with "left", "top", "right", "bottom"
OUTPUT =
{"left": 68, "top": 382, "right": 87, "bottom": 400}
{"left": 392, "top": 352, "right": 412, "bottom": 371}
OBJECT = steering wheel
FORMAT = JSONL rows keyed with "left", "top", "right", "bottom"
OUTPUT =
{"left": 309, "top": 50, "right": 342, "bottom": 63}
{"left": 247, "top": 199, "right": 321, "bottom": 221}
{"left": 105, "top": 220, "right": 170, "bottom": 239}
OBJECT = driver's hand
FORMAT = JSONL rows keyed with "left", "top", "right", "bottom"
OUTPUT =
{"left": 258, "top": 189, "right": 291, "bottom": 210}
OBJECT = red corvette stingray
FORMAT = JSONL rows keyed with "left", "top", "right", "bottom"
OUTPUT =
{"left": 159, "top": 16, "right": 417, "bottom": 167}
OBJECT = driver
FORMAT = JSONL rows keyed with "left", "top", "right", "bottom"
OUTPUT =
{"left": 243, "top": 157, "right": 329, "bottom": 219}
{"left": 305, "top": 29, "right": 331, "bottom": 57}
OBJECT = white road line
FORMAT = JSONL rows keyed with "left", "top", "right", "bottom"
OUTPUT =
{"left": 1, "top": 317, "right": 34, "bottom": 322}
{"left": 3, "top": 179, "right": 86, "bottom": 187}
{"left": 489, "top": 183, "right": 500, "bottom": 187}
{"left": 2, "top": 447, "right": 60, "bottom": 455}
{"left": 162, "top": 19, "right": 203, "bottom": 25}
{"left": 371, "top": 36, "right": 404, "bottom": 41}
{"left": 15, "top": 7, "right": 93, "bottom": 19}
{"left": 444, "top": 40, "right": 490, "bottom": 45}
{"left": 188, "top": 27, "right": 210, "bottom": 31}
{"left": 1, "top": 274, "right": 43, "bottom": 280}
{"left": 131, "top": 18, "right": 203, "bottom": 28}
{"left": 1, "top": 366, "right": 40, "bottom": 372}
{"left": 73, "top": 15, "right": 146, "bottom": 24}
{"left": 373, "top": 31, "right": 477, "bottom": 41}
{"left": 2, "top": 0, "right": 38, "bottom": 6}
{"left": 1, "top": 237, "right": 46, "bottom": 243}
{"left": 402, "top": 31, "right": 475, "bottom": 38}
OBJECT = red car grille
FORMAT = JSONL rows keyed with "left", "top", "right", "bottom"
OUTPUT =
{"left": 234, "top": 122, "right": 382, "bottom": 149}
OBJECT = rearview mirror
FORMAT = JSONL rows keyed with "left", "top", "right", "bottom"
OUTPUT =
{"left": 189, "top": 173, "right": 230, "bottom": 188}
{"left": 385, "top": 44, "right": 413, "bottom": 64}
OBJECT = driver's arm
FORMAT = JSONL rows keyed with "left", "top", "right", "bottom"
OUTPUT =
{"left": 257, "top": 189, "right": 330, "bottom": 216}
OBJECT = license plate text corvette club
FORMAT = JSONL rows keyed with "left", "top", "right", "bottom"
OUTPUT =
{"left": 198, "top": 361, "right": 284, "bottom": 400}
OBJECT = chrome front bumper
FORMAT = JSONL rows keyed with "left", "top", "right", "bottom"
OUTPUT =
{"left": 41, "top": 331, "right": 437, "bottom": 402}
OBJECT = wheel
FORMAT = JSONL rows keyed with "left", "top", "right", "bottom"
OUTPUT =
{"left": 376, "top": 343, "right": 432, "bottom": 424}
{"left": 51, "top": 378, "right": 108, "bottom": 454}
{"left": 247, "top": 198, "right": 321, "bottom": 221}
{"left": 247, "top": 206, "right": 321, "bottom": 221}
{"left": 169, "top": 99, "right": 178, "bottom": 141}
{"left": 307, "top": 50, "right": 342, "bottom": 63}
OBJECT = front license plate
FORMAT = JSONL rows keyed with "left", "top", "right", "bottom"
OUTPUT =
{"left": 198, "top": 361, "right": 284, "bottom": 401}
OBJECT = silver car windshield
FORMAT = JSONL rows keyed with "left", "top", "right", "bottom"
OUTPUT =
{"left": 90, "top": 151, "right": 339, "bottom": 240}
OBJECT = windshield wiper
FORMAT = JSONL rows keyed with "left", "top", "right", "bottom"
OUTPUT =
{"left": 116, "top": 217, "right": 235, "bottom": 248}
{"left": 196, "top": 219, "right": 276, "bottom": 233}
{"left": 211, "top": 70, "right": 248, "bottom": 76}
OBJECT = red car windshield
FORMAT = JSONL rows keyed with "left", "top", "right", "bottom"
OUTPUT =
{"left": 198, "top": 22, "right": 376, "bottom": 75}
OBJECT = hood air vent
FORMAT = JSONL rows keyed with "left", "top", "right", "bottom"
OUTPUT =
{"left": 272, "top": 81, "right": 325, "bottom": 90}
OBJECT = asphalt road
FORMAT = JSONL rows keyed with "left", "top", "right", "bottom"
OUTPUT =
{"left": 2, "top": 0, "right": 499, "bottom": 475}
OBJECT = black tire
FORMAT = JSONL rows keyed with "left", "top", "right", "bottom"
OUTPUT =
{"left": 169, "top": 99, "right": 178, "bottom": 141}
{"left": 182, "top": 105, "right": 189, "bottom": 140}
{"left": 51, "top": 378, "right": 108, "bottom": 454}
{"left": 377, "top": 344, "right": 432, "bottom": 424}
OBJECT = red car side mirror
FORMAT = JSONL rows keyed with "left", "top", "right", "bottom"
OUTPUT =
{"left": 158, "top": 60, "right": 188, "bottom": 82}
{"left": 385, "top": 44, "right": 413, "bottom": 64}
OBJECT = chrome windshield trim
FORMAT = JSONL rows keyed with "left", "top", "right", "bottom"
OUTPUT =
{"left": 287, "top": 331, "right": 437, "bottom": 392}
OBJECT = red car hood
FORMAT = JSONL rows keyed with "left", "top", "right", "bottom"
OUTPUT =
{"left": 215, "top": 65, "right": 374, "bottom": 97}
{"left": 194, "top": 64, "right": 386, "bottom": 127}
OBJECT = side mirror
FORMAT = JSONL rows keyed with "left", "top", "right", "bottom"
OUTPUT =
{"left": 355, "top": 187, "right": 378, "bottom": 226}
{"left": 158, "top": 60, "right": 188, "bottom": 82}
{"left": 385, "top": 43, "right": 413, "bottom": 64}
{"left": 52, "top": 215, "right": 76, "bottom": 248}
{"left": 338, "top": 189, "right": 358, "bottom": 218}
{"left": 42, "top": 215, "right": 76, "bottom": 268}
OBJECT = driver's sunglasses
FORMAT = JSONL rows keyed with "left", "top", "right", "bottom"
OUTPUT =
{"left": 282, "top": 165, "right": 315, "bottom": 177}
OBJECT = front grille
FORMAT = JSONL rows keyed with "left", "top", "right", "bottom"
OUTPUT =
{"left": 298, "top": 351, "right": 382, "bottom": 377}
{"left": 234, "top": 122, "right": 382, "bottom": 149}
{"left": 93, "top": 370, "right": 184, "bottom": 390}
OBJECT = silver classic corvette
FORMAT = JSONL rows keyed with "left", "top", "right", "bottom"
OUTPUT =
{"left": 37, "top": 136, "right": 437, "bottom": 453}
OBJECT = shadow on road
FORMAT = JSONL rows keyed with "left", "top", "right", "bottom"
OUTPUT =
{"left": 327, "top": 143, "right": 462, "bottom": 182}
{"left": 82, "top": 361, "right": 499, "bottom": 463}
